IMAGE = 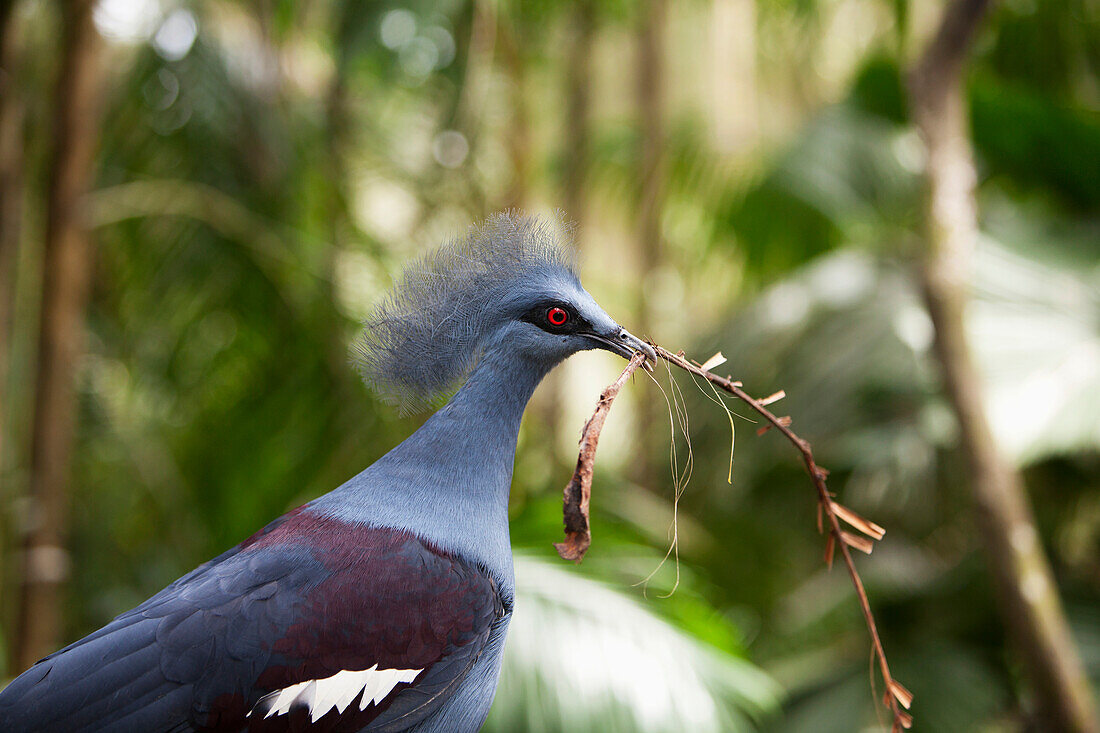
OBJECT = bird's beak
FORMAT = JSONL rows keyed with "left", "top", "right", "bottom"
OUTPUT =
{"left": 586, "top": 327, "right": 657, "bottom": 372}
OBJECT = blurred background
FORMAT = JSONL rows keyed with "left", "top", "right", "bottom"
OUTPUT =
{"left": 1, "top": 0, "right": 1098, "bottom": 730}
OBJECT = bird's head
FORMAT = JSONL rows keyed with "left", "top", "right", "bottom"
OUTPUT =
{"left": 355, "top": 212, "right": 654, "bottom": 411}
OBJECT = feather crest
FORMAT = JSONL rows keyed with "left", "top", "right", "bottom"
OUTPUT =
{"left": 354, "top": 212, "right": 578, "bottom": 411}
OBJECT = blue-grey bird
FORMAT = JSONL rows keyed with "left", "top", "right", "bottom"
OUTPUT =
{"left": 0, "top": 213, "right": 655, "bottom": 732}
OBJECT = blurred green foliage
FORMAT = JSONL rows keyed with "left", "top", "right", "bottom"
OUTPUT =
{"left": 1, "top": 0, "right": 1098, "bottom": 730}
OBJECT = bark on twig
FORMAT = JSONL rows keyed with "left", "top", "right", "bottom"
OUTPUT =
{"left": 555, "top": 351, "right": 647, "bottom": 562}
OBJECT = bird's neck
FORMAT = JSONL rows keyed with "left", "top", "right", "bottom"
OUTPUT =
{"left": 319, "top": 348, "right": 554, "bottom": 592}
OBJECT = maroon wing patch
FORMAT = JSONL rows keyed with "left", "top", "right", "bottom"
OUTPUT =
{"left": 227, "top": 510, "right": 503, "bottom": 731}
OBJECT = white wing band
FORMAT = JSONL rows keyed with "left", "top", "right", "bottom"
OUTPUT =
{"left": 251, "top": 664, "right": 423, "bottom": 723}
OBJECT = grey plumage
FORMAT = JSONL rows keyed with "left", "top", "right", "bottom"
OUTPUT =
{"left": 355, "top": 212, "right": 578, "bottom": 411}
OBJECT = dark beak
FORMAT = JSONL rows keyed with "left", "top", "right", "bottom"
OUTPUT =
{"left": 586, "top": 328, "right": 656, "bottom": 371}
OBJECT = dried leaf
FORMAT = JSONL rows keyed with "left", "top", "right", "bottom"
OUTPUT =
{"left": 832, "top": 502, "right": 886, "bottom": 541}
{"left": 698, "top": 352, "right": 727, "bottom": 371}
{"left": 899, "top": 711, "right": 913, "bottom": 729}
{"left": 556, "top": 353, "right": 647, "bottom": 563}
{"left": 758, "top": 389, "right": 786, "bottom": 406}
{"left": 841, "top": 531, "right": 874, "bottom": 555}
{"left": 824, "top": 533, "right": 835, "bottom": 568}
{"left": 777, "top": 416, "right": 792, "bottom": 427}
{"left": 756, "top": 424, "right": 773, "bottom": 436}
{"left": 889, "top": 680, "right": 914, "bottom": 709}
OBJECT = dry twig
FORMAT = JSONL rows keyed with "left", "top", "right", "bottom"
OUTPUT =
{"left": 650, "top": 344, "right": 912, "bottom": 731}
{"left": 555, "top": 344, "right": 912, "bottom": 731}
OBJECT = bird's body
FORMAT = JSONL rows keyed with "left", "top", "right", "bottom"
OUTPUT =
{"left": 0, "top": 214, "right": 652, "bottom": 732}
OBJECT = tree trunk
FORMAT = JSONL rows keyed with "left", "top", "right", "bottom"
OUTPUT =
{"left": 710, "top": 0, "right": 757, "bottom": 153}
{"left": 0, "top": 0, "right": 25, "bottom": 675}
{"left": 0, "top": 0, "right": 24, "bottom": 485}
{"left": 500, "top": 17, "right": 530, "bottom": 212}
{"left": 563, "top": 1, "right": 593, "bottom": 226}
{"left": 909, "top": 1, "right": 1099, "bottom": 730}
{"left": 15, "top": 0, "right": 103, "bottom": 671}
{"left": 634, "top": 0, "right": 665, "bottom": 486}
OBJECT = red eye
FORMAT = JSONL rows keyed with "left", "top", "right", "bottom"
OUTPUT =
{"left": 547, "top": 307, "right": 569, "bottom": 326}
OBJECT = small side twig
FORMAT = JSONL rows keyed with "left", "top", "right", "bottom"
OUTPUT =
{"left": 651, "top": 344, "right": 911, "bottom": 731}
{"left": 554, "top": 351, "right": 648, "bottom": 562}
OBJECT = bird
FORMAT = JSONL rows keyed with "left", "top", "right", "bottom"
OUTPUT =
{"left": 0, "top": 212, "right": 655, "bottom": 732}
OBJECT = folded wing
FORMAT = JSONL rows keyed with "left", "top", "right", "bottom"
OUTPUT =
{"left": 0, "top": 509, "right": 504, "bottom": 733}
